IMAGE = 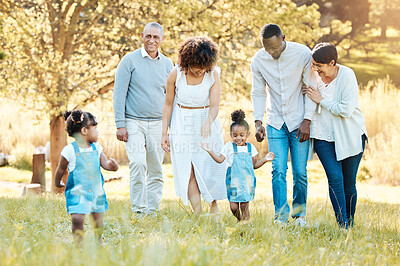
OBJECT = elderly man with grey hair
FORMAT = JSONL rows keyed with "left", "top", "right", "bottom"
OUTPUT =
{"left": 113, "top": 22, "right": 174, "bottom": 217}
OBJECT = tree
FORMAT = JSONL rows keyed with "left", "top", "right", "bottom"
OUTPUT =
{"left": 370, "top": 0, "right": 400, "bottom": 39}
{"left": 0, "top": 0, "right": 321, "bottom": 192}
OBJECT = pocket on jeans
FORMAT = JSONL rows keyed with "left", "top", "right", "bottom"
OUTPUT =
{"left": 266, "top": 125, "right": 283, "bottom": 139}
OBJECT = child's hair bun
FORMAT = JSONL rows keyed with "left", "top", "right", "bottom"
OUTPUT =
{"left": 63, "top": 110, "right": 84, "bottom": 124}
{"left": 63, "top": 111, "right": 72, "bottom": 121}
{"left": 231, "top": 109, "right": 246, "bottom": 123}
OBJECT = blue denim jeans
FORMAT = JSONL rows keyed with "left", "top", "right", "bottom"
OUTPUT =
{"left": 314, "top": 135, "right": 366, "bottom": 228}
{"left": 267, "top": 124, "right": 309, "bottom": 221}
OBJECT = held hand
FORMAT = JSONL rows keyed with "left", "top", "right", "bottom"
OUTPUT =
{"left": 255, "top": 122, "right": 266, "bottom": 142}
{"left": 116, "top": 127, "right": 128, "bottom": 142}
{"left": 201, "top": 121, "right": 212, "bottom": 139}
{"left": 305, "top": 86, "right": 323, "bottom": 104}
{"left": 265, "top": 152, "right": 275, "bottom": 161}
{"left": 201, "top": 142, "right": 211, "bottom": 152}
{"left": 161, "top": 134, "right": 171, "bottom": 152}
{"left": 108, "top": 158, "right": 119, "bottom": 171}
{"left": 296, "top": 119, "right": 311, "bottom": 143}
{"left": 55, "top": 180, "right": 65, "bottom": 188}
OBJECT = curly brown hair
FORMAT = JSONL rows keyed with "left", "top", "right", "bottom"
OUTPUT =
{"left": 178, "top": 36, "right": 219, "bottom": 73}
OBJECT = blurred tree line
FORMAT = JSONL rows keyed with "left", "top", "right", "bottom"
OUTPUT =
{"left": 0, "top": 0, "right": 321, "bottom": 189}
{"left": 0, "top": 0, "right": 399, "bottom": 188}
{"left": 298, "top": 0, "right": 400, "bottom": 49}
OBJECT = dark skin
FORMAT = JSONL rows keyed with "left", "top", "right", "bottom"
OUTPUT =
{"left": 255, "top": 34, "right": 311, "bottom": 143}
{"left": 255, "top": 119, "right": 310, "bottom": 143}
{"left": 230, "top": 202, "right": 250, "bottom": 222}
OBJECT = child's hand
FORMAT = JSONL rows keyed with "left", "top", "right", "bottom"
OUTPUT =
{"left": 108, "top": 158, "right": 119, "bottom": 171}
{"left": 55, "top": 180, "right": 65, "bottom": 188}
{"left": 201, "top": 142, "right": 211, "bottom": 152}
{"left": 265, "top": 152, "right": 275, "bottom": 161}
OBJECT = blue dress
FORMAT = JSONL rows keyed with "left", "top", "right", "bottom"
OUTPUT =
{"left": 226, "top": 143, "right": 256, "bottom": 202}
{"left": 65, "top": 142, "right": 108, "bottom": 214}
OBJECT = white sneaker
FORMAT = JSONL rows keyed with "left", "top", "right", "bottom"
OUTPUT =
{"left": 273, "top": 219, "right": 288, "bottom": 226}
{"left": 294, "top": 217, "right": 307, "bottom": 227}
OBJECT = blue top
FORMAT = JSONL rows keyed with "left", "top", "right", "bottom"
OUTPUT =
{"left": 64, "top": 142, "right": 108, "bottom": 214}
{"left": 225, "top": 143, "right": 256, "bottom": 202}
{"left": 113, "top": 47, "right": 174, "bottom": 127}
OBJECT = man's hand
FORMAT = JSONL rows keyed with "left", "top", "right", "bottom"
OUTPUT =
{"left": 116, "top": 127, "right": 128, "bottom": 142}
{"left": 296, "top": 119, "right": 311, "bottom": 142}
{"left": 255, "top": 120, "right": 266, "bottom": 142}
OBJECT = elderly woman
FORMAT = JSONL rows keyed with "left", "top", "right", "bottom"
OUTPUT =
{"left": 305, "top": 43, "right": 368, "bottom": 228}
{"left": 161, "top": 37, "right": 227, "bottom": 214}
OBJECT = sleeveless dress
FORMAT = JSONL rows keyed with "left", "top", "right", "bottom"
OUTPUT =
{"left": 65, "top": 142, "right": 108, "bottom": 214}
{"left": 170, "top": 67, "right": 227, "bottom": 205}
{"left": 226, "top": 143, "right": 256, "bottom": 202}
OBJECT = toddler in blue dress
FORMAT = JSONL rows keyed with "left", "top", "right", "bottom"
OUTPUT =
{"left": 55, "top": 110, "right": 118, "bottom": 243}
{"left": 202, "top": 110, "right": 274, "bottom": 222}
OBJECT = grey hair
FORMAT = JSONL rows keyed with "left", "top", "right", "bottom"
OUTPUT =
{"left": 143, "top": 22, "right": 164, "bottom": 36}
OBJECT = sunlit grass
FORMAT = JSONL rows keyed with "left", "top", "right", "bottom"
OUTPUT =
{"left": 1, "top": 160, "right": 400, "bottom": 264}
{"left": 0, "top": 195, "right": 399, "bottom": 265}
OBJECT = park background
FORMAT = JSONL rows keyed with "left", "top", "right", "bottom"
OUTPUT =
{"left": 0, "top": 0, "right": 399, "bottom": 265}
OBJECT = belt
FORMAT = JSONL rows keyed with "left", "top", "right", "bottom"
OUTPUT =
{"left": 177, "top": 103, "right": 210, "bottom": 109}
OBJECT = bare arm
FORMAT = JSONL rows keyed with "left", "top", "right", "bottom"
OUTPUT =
{"left": 201, "top": 70, "right": 221, "bottom": 138}
{"left": 161, "top": 68, "right": 177, "bottom": 152}
{"left": 54, "top": 156, "right": 68, "bottom": 187}
{"left": 100, "top": 152, "right": 119, "bottom": 171}
{"left": 201, "top": 142, "right": 226, "bottom": 163}
{"left": 253, "top": 152, "right": 275, "bottom": 169}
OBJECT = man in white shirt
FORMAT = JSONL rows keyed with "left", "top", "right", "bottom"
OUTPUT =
{"left": 251, "top": 23, "right": 316, "bottom": 225}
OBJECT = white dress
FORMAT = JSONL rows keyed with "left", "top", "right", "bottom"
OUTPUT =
{"left": 170, "top": 67, "right": 227, "bottom": 205}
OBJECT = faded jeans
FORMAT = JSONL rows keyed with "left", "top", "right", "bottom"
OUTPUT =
{"left": 267, "top": 124, "right": 309, "bottom": 221}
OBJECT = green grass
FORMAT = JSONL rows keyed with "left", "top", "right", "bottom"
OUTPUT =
{"left": 338, "top": 39, "right": 400, "bottom": 87}
{"left": 0, "top": 197, "right": 399, "bottom": 265}
{"left": 1, "top": 162, "right": 400, "bottom": 265}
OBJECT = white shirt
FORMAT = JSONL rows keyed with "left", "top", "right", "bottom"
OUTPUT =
{"left": 310, "top": 78, "right": 337, "bottom": 142}
{"left": 61, "top": 142, "right": 103, "bottom": 172}
{"left": 251, "top": 42, "right": 318, "bottom": 132}
{"left": 141, "top": 46, "right": 160, "bottom": 60}
{"left": 219, "top": 142, "right": 258, "bottom": 167}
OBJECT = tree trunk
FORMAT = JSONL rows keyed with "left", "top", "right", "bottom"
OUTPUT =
{"left": 380, "top": 25, "right": 387, "bottom": 39}
{"left": 50, "top": 114, "right": 68, "bottom": 193}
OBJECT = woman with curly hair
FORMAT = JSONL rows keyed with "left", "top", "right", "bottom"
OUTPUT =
{"left": 161, "top": 36, "right": 227, "bottom": 215}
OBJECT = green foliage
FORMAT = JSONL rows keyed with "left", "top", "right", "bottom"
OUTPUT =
{"left": 0, "top": 0, "right": 323, "bottom": 116}
{"left": 0, "top": 197, "right": 399, "bottom": 264}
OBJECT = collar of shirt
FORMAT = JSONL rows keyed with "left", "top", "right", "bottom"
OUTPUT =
{"left": 141, "top": 46, "right": 161, "bottom": 60}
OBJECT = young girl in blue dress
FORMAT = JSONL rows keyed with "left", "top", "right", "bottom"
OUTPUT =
{"left": 202, "top": 110, "right": 274, "bottom": 221}
{"left": 55, "top": 110, "right": 118, "bottom": 243}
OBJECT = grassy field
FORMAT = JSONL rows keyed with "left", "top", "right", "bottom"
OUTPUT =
{"left": 1, "top": 162, "right": 400, "bottom": 265}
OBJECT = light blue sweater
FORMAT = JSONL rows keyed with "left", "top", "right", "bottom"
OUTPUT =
{"left": 113, "top": 48, "right": 173, "bottom": 128}
{"left": 313, "top": 64, "right": 368, "bottom": 160}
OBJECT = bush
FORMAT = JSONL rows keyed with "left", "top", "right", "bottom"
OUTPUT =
{"left": 9, "top": 144, "right": 33, "bottom": 171}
